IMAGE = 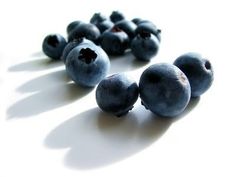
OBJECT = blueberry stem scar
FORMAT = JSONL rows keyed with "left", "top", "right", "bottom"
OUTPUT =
{"left": 78, "top": 48, "right": 97, "bottom": 64}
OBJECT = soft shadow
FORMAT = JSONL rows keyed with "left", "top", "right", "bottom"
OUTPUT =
{"left": 44, "top": 94, "right": 200, "bottom": 170}
{"left": 44, "top": 106, "right": 172, "bottom": 170}
{"left": 169, "top": 97, "right": 201, "bottom": 122}
{"left": 7, "top": 83, "right": 93, "bottom": 119}
{"left": 8, "top": 57, "right": 63, "bottom": 72}
{"left": 17, "top": 70, "right": 70, "bottom": 93}
{"left": 109, "top": 51, "right": 148, "bottom": 74}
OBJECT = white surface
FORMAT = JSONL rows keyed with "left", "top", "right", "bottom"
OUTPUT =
{"left": 1, "top": 0, "right": 236, "bottom": 177}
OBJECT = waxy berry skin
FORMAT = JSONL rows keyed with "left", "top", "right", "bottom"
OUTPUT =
{"left": 96, "top": 73, "right": 139, "bottom": 117}
{"left": 42, "top": 34, "right": 67, "bottom": 60}
{"left": 65, "top": 42, "right": 110, "bottom": 87}
{"left": 174, "top": 52, "right": 214, "bottom": 97}
{"left": 139, "top": 63, "right": 191, "bottom": 117}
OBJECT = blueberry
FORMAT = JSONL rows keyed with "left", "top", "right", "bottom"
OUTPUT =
{"left": 96, "top": 73, "right": 139, "bottom": 117}
{"left": 68, "top": 23, "right": 100, "bottom": 43}
{"left": 110, "top": 11, "right": 125, "bottom": 23}
{"left": 131, "top": 32, "right": 159, "bottom": 61}
{"left": 100, "top": 27, "right": 129, "bottom": 55}
{"left": 114, "top": 20, "right": 137, "bottom": 40}
{"left": 131, "top": 18, "right": 143, "bottom": 25}
{"left": 135, "top": 22, "right": 161, "bottom": 41}
{"left": 65, "top": 42, "right": 110, "bottom": 87}
{"left": 90, "top": 12, "right": 107, "bottom": 24}
{"left": 66, "top": 21, "right": 82, "bottom": 35}
{"left": 174, "top": 52, "right": 214, "bottom": 97}
{"left": 139, "top": 63, "right": 191, "bottom": 117}
{"left": 61, "top": 38, "right": 93, "bottom": 63}
{"left": 42, "top": 34, "right": 67, "bottom": 60}
{"left": 95, "top": 20, "right": 114, "bottom": 33}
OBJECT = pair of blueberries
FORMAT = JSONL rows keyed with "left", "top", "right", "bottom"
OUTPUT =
{"left": 42, "top": 11, "right": 214, "bottom": 118}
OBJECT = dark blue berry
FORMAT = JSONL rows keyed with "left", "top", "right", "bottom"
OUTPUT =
{"left": 174, "top": 53, "right": 214, "bottom": 97}
{"left": 110, "top": 11, "right": 125, "bottom": 23}
{"left": 90, "top": 12, "right": 107, "bottom": 24}
{"left": 114, "top": 20, "right": 137, "bottom": 40}
{"left": 131, "top": 18, "right": 143, "bottom": 25}
{"left": 68, "top": 23, "right": 100, "bottom": 43}
{"left": 66, "top": 21, "right": 82, "bottom": 35}
{"left": 139, "top": 63, "right": 191, "bottom": 117}
{"left": 131, "top": 32, "right": 159, "bottom": 61}
{"left": 42, "top": 34, "right": 67, "bottom": 60}
{"left": 135, "top": 22, "right": 161, "bottom": 41}
{"left": 96, "top": 73, "right": 139, "bottom": 117}
{"left": 95, "top": 20, "right": 114, "bottom": 33}
{"left": 65, "top": 42, "right": 110, "bottom": 87}
{"left": 100, "top": 27, "right": 129, "bottom": 55}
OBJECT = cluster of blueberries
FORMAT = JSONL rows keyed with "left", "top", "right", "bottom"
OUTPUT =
{"left": 42, "top": 11, "right": 214, "bottom": 118}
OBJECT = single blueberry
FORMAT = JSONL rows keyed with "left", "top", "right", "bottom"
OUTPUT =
{"left": 68, "top": 23, "right": 100, "bottom": 43}
{"left": 131, "top": 32, "right": 160, "bottom": 61}
{"left": 114, "top": 20, "right": 137, "bottom": 40}
{"left": 100, "top": 27, "right": 129, "bottom": 55}
{"left": 42, "top": 34, "right": 67, "bottom": 60}
{"left": 90, "top": 12, "right": 107, "bottom": 24}
{"left": 65, "top": 42, "right": 110, "bottom": 87}
{"left": 95, "top": 20, "right": 114, "bottom": 33}
{"left": 61, "top": 38, "right": 94, "bottom": 63}
{"left": 139, "top": 63, "right": 191, "bottom": 117}
{"left": 96, "top": 73, "right": 139, "bottom": 117}
{"left": 66, "top": 21, "right": 82, "bottom": 35}
{"left": 174, "top": 52, "right": 214, "bottom": 97}
{"left": 135, "top": 22, "right": 161, "bottom": 41}
{"left": 110, "top": 11, "right": 125, "bottom": 23}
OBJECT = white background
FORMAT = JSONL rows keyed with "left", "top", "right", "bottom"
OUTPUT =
{"left": 0, "top": 0, "right": 236, "bottom": 177}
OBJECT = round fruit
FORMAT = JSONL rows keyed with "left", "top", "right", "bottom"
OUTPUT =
{"left": 131, "top": 32, "right": 159, "bottom": 61}
{"left": 139, "top": 63, "right": 191, "bottom": 117}
{"left": 100, "top": 27, "right": 129, "bottom": 55}
{"left": 68, "top": 23, "right": 100, "bottom": 43}
{"left": 96, "top": 73, "right": 139, "bottom": 117}
{"left": 65, "top": 42, "right": 110, "bottom": 87}
{"left": 42, "top": 34, "right": 67, "bottom": 60}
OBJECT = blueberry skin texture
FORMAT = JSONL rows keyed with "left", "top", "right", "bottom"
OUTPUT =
{"left": 131, "top": 32, "right": 160, "bottom": 61}
{"left": 114, "top": 20, "right": 137, "bottom": 40}
{"left": 68, "top": 23, "right": 100, "bottom": 43}
{"left": 95, "top": 20, "right": 114, "bottom": 33}
{"left": 42, "top": 34, "right": 67, "bottom": 60}
{"left": 174, "top": 53, "right": 214, "bottom": 97}
{"left": 66, "top": 21, "right": 82, "bottom": 35}
{"left": 96, "top": 73, "right": 139, "bottom": 117}
{"left": 135, "top": 22, "right": 161, "bottom": 41}
{"left": 110, "top": 11, "right": 125, "bottom": 23}
{"left": 100, "top": 28, "right": 129, "bottom": 55}
{"left": 65, "top": 43, "right": 110, "bottom": 87}
{"left": 61, "top": 38, "right": 93, "bottom": 63}
{"left": 139, "top": 63, "right": 191, "bottom": 117}
{"left": 132, "top": 18, "right": 143, "bottom": 25}
{"left": 90, "top": 13, "right": 107, "bottom": 24}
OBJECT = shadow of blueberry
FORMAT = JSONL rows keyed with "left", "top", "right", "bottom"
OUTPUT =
{"left": 8, "top": 56, "right": 63, "bottom": 72}
{"left": 44, "top": 106, "right": 172, "bottom": 170}
{"left": 44, "top": 95, "right": 199, "bottom": 170}
{"left": 17, "top": 70, "right": 70, "bottom": 93}
{"left": 7, "top": 83, "right": 93, "bottom": 119}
